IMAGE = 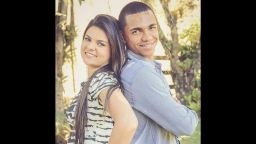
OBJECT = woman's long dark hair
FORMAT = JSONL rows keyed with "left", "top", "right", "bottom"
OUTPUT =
{"left": 74, "top": 14, "right": 126, "bottom": 144}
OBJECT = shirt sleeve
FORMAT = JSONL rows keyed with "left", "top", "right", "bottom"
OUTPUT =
{"left": 131, "top": 66, "right": 199, "bottom": 136}
{"left": 88, "top": 72, "right": 118, "bottom": 101}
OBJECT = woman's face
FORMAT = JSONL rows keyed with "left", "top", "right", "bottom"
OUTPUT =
{"left": 81, "top": 26, "right": 111, "bottom": 69}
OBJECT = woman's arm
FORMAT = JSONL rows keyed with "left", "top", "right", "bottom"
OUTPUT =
{"left": 99, "top": 88, "right": 138, "bottom": 144}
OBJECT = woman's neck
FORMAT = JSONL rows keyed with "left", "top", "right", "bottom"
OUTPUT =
{"left": 87, "top": 67, "right": 97, "bottom": 79}
{"left": 87, "top": 64, "right": 109, "bottom": 79}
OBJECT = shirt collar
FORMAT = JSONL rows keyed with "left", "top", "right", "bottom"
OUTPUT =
{"left": 127, "top": 50, "right": 162, "bottom": 69}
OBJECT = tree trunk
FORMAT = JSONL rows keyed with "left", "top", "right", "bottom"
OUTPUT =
{"left": 70, "top": 0, "right": 76, "bottom": 93}
{"left": 159, "top": 0, "right": 188, "bottom": 102}
{"left": 56, "top": 0, "right": 68, "bottom": 112}
{"left": 107, "top": 0, "right": 112, "bottom": 13}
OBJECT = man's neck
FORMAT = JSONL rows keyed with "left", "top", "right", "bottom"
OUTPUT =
{"left": 128, "top": 50, "right": 154, "bottom": 61}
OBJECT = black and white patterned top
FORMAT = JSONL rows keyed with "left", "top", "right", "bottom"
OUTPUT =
{"left": 65, "top": 71, "right": 118, "bottom": 144}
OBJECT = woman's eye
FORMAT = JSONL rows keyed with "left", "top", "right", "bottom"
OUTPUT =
{"left": 97, "top": 42, "right": 105, "bottom": 47}
{"left": 84, "top": 37, "right": 90, "bottom": 41}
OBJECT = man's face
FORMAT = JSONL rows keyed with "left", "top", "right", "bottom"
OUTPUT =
{"left": 123, "top": 10, "right": 159, "bottom": 60}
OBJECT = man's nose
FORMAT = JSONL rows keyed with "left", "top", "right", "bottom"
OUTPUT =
{"left": 141, "top": 31, "right": 152, "bottom": 42}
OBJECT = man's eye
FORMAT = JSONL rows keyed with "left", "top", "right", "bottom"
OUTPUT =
{"left": 150, "top": 26, "right": 157, "bottom": 30}
{"left": 132, "top": 30, "right": 139, "bottom": 35}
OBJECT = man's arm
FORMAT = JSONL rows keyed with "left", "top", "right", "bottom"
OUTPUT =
{"left": 131, "top": 66, "right": 199, "bottom": 137}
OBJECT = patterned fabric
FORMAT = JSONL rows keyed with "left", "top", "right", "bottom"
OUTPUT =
{"left": 65, "top": 71, "right": 118, "bottom": 144}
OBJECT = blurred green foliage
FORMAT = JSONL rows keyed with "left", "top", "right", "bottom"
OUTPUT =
{"left": 180, "top": 121, "right": 201, "bottom": 144}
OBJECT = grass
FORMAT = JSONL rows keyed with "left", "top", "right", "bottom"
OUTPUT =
{"left": 180, "top": 121, "right": 201, "bottom": 144}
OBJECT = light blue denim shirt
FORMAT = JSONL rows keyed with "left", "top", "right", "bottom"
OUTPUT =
{"left": 121, "top": 50, "right": 199, "bottom": 144}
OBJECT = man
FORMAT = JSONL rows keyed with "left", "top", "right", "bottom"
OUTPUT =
{"left": 118, "top": 2, "right": 199, "bottom": 144}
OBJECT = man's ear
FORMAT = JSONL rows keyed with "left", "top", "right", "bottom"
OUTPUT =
{"left": 120, "top": 31, "right": 126, "bottom": 44}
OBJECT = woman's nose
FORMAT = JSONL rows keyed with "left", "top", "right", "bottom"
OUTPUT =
{"left": 86, "top": 42, "right": 95, "bottom": 51}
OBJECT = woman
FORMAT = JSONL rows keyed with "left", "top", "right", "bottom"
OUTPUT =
{"left": 65, "top": 14, "right": 138, "bottom": 144}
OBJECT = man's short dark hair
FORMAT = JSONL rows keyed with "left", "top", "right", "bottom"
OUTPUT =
{"left": 118, "top": 1, "right": 155, "bottom": 31}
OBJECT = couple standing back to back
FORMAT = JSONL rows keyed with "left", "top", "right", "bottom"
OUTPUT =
{"left": 65, "top": 1, "right": 199, "bottom": 144}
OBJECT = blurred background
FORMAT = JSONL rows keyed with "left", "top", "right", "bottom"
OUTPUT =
{"left": 56, "top": 0, "right": 200, "bottom": 143}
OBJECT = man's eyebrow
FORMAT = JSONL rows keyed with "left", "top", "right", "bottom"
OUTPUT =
{"left": 129, "top": 24, "right": 157, "bottom": 31}
{"left": 149, "top": 24, "right": 157, "bottom": 27}
{"left": 129, "top": 27, "right": 142, "bottom": 32}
